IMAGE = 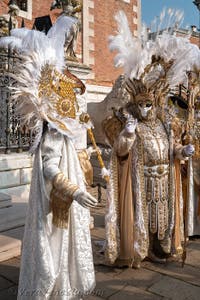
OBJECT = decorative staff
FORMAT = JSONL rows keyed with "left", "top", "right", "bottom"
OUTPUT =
{"left": 79, "top": 112, "right": 110, "bottom": 183}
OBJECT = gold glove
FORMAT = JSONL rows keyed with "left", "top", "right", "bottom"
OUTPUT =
{"left": 50, "top": 172, "right": 79, "bottom": 228}
{"left": 52, "top": 172, "right": 79, "bottom": 197}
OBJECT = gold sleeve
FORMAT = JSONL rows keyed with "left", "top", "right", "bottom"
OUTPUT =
{"left": 50, "top": 172, "right": 79, "bottom": 229}
{"left": 52, "top": 172, "right": 79, "bottom": 197}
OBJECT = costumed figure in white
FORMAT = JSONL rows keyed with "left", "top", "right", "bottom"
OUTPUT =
{"left": 103, "top": 10, "right": 199, "bottom": 268}
{"left": 0, "top": 15, "right": 98, "bottom": 300}
{"left": 180, "top": 73, "right": 200, "bottom": 237}
{"left": 168, "top": 73, "right": 200, "bottom": 239}
{"left": 187, "top": 98, "right": 200, "bottom": 236}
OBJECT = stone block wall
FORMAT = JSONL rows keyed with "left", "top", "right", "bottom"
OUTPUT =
{"left": 0, "top": 153, "right": 33, "bottom": 231}
{"left": 0, "top": 153, "right": 33, "bottom": 191}
{"left": 0, "top": 153, "right": 33, "bottom": 207}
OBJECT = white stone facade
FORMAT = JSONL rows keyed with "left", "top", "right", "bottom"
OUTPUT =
{"left": 0, "top": 153, "right": 32, "bottom": 232}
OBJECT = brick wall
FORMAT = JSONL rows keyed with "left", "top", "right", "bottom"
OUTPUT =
{"left": 1, "top": 0, "right": 8, "bottom": 12}
{"left": 176, "top": 29, "right": 200, "bottom": 49}
{"left": 190, "top": 34, "right": 199, "bottom": 47}
{"left": 0, "top": 0, "right": 59, "bottom": 26}
{"left": 88, "top": 0, "right": 139, "bottom": 86}
{"left": 0, "top": 0, "right": 140, "bottom": 87}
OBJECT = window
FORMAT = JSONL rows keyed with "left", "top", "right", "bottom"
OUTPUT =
{"left": 17, "top": 0, "right": 28, "bottom": 12}
{"left": 17, "top": 0, "right": 32, "bottom": 20}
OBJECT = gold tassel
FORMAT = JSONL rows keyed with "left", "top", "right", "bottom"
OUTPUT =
{"left": 78, "top": 149, "right": 93, "bottom": 186}
{"left": 50, "top": 188, "right": 73, "bottom": 229}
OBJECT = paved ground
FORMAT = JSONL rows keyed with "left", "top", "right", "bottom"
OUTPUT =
{"left": 0, "top": 191, "right": 200, "bottom": 300}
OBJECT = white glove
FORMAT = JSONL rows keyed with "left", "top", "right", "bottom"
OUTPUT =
{"left": 86, "top": 146, "right": 101, "bottom": 158}
{"left": 183, "top": 144, "right": 195, "bottom": 157}
{"left": 125, "top": 118, "right": 137, "bottom": 135}
{"left": 74, "top": 189, "right": 98, "bottom": 209}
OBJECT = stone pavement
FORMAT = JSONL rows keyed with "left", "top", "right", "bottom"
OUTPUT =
{"left": 0, "top": 195, "right": 200, "bottom": 300}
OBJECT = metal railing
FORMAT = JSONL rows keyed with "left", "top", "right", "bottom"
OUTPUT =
{"left": 0, "top": 50, "right": 32, "bottom": 153}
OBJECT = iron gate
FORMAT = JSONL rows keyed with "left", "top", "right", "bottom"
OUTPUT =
{"left": 0, "top": 50, "right": 33, "bottom": 153}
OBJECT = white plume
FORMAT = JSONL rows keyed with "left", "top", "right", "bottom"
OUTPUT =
{"left": 0, "top": 36, "right": 22, "bottom": 51}
{"left": 10, "top": 28, "right": 31, "bottom": 39}
{"left": 48, "top": 15, "right": 78, "bottom": 70}
{"left": 109, "top": 9, "right": 200, "bottom": 91}
{"left": 109, "top": 10, "right": 142, "bottom": 77}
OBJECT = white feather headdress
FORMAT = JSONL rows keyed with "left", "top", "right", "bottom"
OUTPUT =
{"left": 109, "top": 9, "right": 200, "bottom": 104}
{"left": 0, "top": 15, "right": 86, "bottom": 152}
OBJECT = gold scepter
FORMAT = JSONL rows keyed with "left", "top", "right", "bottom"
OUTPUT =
{"left": 79, "top": 113, "right": 110, "bottom": 183}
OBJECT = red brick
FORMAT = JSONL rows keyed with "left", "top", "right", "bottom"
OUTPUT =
{"left": 0, "top": 1, "right": 140, "bottom": 87}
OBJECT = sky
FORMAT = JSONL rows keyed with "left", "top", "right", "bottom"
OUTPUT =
{"left": 141, "top": 0, "right": 199, "bottom": 29}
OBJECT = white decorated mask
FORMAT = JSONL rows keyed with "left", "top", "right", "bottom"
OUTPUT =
{"left": 138, "top": 101, "right": 153, "bottom": 118}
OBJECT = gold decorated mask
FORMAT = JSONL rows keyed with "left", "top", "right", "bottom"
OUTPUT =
{"left": 38, "top": 64, "right": 85, "bottom": 119}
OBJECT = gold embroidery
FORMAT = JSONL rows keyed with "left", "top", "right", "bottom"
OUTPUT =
{"left": 38, "top": 65, "right": 85, "bottom": 120}
{"left": 137, "top": 119, "right": 170, "bottom": 240}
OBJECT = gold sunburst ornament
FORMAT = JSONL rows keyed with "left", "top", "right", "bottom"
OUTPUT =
{"left": 38, "top": 64, "right": 85, "bottom": 119}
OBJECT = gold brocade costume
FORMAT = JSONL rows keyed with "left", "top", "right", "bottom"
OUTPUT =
{"left": 137, "top": 119, "right": 169, "bottom": 240}
{"left": 114, "top": 118, "right": 175, "bottom": 259}
{"left": 105, "top": 114, "right": 185, "bottom": 266}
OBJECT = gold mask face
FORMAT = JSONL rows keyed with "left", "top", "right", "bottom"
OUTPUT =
{"left": 38, "top": 65, "right": 85, "bottom": 119}
{"left": 51, "top": 69, "right": 77, "bottom": 118}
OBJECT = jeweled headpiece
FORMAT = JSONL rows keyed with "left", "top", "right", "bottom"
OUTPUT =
{"left": 125, "top": 78, "right": 154, "bottom": 104}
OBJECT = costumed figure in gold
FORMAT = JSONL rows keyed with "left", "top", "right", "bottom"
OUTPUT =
{"left": 103, "top": 10, "right": 199, "bottom": 269}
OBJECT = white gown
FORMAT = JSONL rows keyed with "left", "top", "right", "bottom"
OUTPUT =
{"left": 17, "top": 128, "right": 95, "bottom": 300}
{"left": 187, "top": 158, "right": 200, "bottom": 236}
